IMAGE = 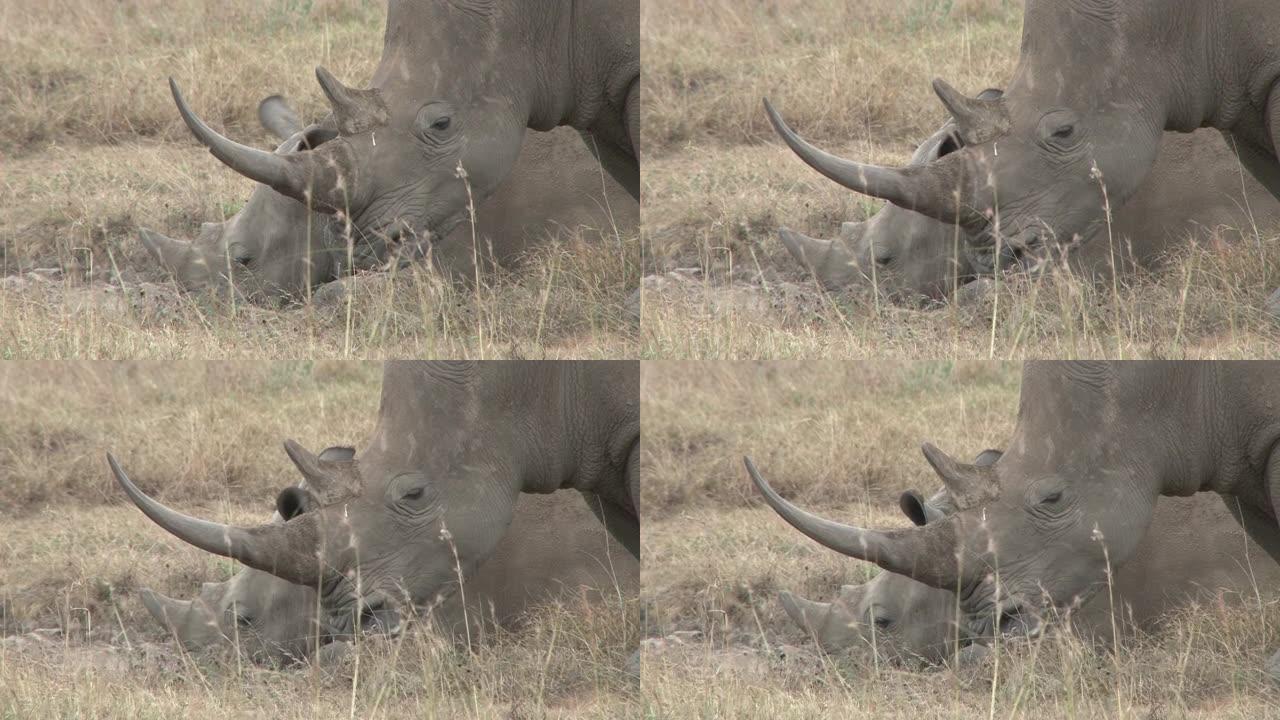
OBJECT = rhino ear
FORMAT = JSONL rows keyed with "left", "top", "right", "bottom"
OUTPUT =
{"left": 318, "top": 446, "right": 356, "bottom": 462}
{"left": 258, "top": 95, "right": 303, "bottom": 141}
{"left": 974, "top": 449, "right": 1003, "bottom": 467}
{"left": 899, "top": 490, "right": 948, "bottom": 526}
{"left": 275, "top": 486, "right": 319, "bottom": 520}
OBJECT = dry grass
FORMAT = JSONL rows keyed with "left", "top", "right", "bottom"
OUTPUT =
{"left": 640, "top": 362, "right": 1280, "bottom": 718}
{"left": 0, "top": 362, "right": 639, "bottom": 718}
{"left": 0, "top": 0, "right": 638, "bottom": 359}
{"left": 640, "top": 0, "right": 1280, "bottom": 358}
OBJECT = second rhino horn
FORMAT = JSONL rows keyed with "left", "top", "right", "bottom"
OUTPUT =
{"left": 931, "top": 79, "right": 1008, "bottom": 145}
{"left": 920, "top": 442, "right": 998, "bottom": 509}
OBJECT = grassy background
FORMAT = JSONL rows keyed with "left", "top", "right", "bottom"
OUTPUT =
{"left": 639, "top": 0, "right": 1280, "bottom": 358}
{"left": 0, "top": 363, "right": 638, "bottom": 718}
{"left": 639, "top": 362, "right": 1280, "bottom": 718}
{"left": 1, "top": 0, "right": 638, "bottom": 359}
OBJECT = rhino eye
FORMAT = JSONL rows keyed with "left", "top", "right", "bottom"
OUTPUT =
{"left": 1051, "top": 125, "right": 1074, "bottom": 140}
{"left": 431, "top": 117, "right": 451, "bottom": 132}
{"left": 1039, "top": 491, "right": 1063, "bottom": 506}
{"left": 873, "top": 616, "right": 892, "bottom": 630}
{"left": 402, "top": 487, "right": 424, "bottom": 501}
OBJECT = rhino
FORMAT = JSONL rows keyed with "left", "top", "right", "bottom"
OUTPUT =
{"left": 165, "top": 0, "right": 638, "bottom": 253}
{"left": 110, "top": 361, "right": 638, "bottom": 637}
{"left": 781, "top": 95, "right": 1280, "bottom": 299}
{"left": 780, "top": 451, "right": 1280, "bottom": 664}
{"left": 140, "top": 485, "right": 638, "bottom": 665}
{"left": 765, "top": 1, "right": 1280, "bottom": 282}
{"left": 141, "top": 97, "right": 637, "bottom": 303}
{"left": 748, "top": 361, "right": 1280, "bottom": 676}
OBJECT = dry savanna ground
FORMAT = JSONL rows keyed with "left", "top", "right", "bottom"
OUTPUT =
{"left": 640, "top": 0, "right": 1280, "bottom": 358}
{"left": 640, "top": 362, "right": 1280, "bottom": 718}
{"left": 0, "top": 363, "right": 639, "bottom": 718}
{"left": 1, "top": 0, "right": 638, "bottom": 359}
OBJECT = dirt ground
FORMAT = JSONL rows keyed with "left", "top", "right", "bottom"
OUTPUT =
{"left": 1, "top": 0, "right": 638, "bottom": 359}
{"left": 639, "top": 361, "right": 1280, "bottom": 718}
{"left": 639, "top": 0, "right": 1280, "bottom": 359}
{"left": 0, "top": 362, "right": 639, "bottom": 718}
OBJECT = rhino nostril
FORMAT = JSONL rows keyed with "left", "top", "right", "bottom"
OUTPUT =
{"left": 358, "top": 598, "right": 401, "bottom": 635}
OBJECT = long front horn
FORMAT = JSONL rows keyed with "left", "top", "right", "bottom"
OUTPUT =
{"left": 763, "top": 98, "right": 980, "bottom": 229}
{"left": 108, "top": 453, "right": 323, "bottom": 588}
{"left": 745, "top": 456, "right": 960, "bottom": 589}
{"left": 169, "top": 78, "right": 345, "bottom": 212}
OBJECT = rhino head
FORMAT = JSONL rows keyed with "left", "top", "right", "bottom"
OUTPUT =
{"left": 749, "top": 362, "right": 1225, "bottom": 644}
{"left": 138, "top": 446, "right": 358, "bottom": 664}
{"left": 779, "top": 450, "right": 1001, "bottom": 662}
{"left": 140, "top": 96, "right": 389, "bottom": 303}
{"left": 165, "top": 1, "right": 637, "bottom": 250}
{"left": 111, "top": 361, "right": 639, "bottom": 639}
{"left": 140, "top": 570, "right": 321, "bottom": 665}
{"left": 777, "top": 91, "right": 1008, "bottom": 300}
{"left": 765, "top": 1, "right": 1175, "bottom": 268}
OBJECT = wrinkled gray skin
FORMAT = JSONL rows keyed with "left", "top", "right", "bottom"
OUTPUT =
{"left": 169, "top": 0, "right": 638, "bottom": 251}
{"left": 765, "top": 1, "right": 1280, "bottom": 275}
{"left": 781, "top": 451, "right": 1280, "bottom": 665}
{"left": 782, "top": 111, "right": 1280, "bottom": 300}
{"left": 141, "top": 97, "right": 636, "bottom": 303}
{"left": 140, "top": 487, "right": 638, "bottom": 665}
{"left": 748, "top": 362, "right": 1280, "bottom": 675}
{"left": 112, "top": 361, "right": 639, "bottom": 638}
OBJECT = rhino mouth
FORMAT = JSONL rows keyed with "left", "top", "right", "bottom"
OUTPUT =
{"left": 323, "top": 588, "right": 405, "bottom": 639}
{"left": 995, "top": 604, "right": 1042, "bottom": 638}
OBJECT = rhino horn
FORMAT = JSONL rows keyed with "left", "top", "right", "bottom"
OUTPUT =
{"left": 138, "top": 228, "right": 189, "bottom": 270}
{"left": 745, "top": 457, "right": 961, "bottom": 589}
{"left": 763, "top": 98, "right": 979, "bottom": 229}
{"left": 315, "top": 67, "right": 358, "bottom": 120}
{"left": 108, "top": 453, "right": 323, "bottom": 588}
{"left": 931, "top": 79, "right": 1009, "bottom": 145}
{"left": 139, "top": 587, "right": 192, "bottom": 628}
{"left": 921, "top": 442, "right": 999, "bottom": 509}
{"left": 169, "top": 78, "right": 346, "bottom": 212}
{"left": 778, "top": 227, "right": 832, "bottom": 272}
{"left": 778, "top": 590, "right": 831, "bottom": 634}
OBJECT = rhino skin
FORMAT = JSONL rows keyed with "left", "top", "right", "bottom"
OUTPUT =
{"left": 141, "top": 97, "right": 637, "bottom": 304}
{"left": 748, "top": 362, "right": 1280, "bottom": 676}
{"left": 112, "top": 360, "right": 639, "bottom": 637}
{"left": 782, "top": 100, "right": 1280, "bottom": 300}
{"left": 765, "top": 1, "right": 1280, "bottom": 291}
{"left": 140, "top": 486, "right": 637, "bottom": 665}
{"left": 167, "top": 0, "right": 638, "bottom": 251}
{"left": 781, "top": 451, "right": 1280, "bottom": 664}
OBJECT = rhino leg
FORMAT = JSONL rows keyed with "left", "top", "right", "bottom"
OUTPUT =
{"left": 1263, "top": 447, "right": 1280, "bottom": 682}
